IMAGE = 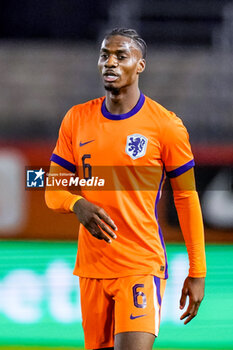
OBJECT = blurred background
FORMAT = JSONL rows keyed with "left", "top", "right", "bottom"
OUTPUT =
{"left": 0, "top": 0, "right": 232, "bottom": 349}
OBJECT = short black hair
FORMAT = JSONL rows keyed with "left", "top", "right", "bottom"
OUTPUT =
{"left": 104, "top": 28, "right": 147, "bottom": 59}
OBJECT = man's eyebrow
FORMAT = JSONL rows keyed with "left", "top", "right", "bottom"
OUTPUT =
{"left": 116, "top": 49, "right": 129, "bottom": 54}
{"left": 100, "top": 48, "right": 130, "bottom": 54}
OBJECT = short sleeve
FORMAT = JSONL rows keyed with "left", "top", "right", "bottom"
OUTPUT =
{"left": 161, "top": 113, "right": 195, "bottom": 178}
{"left": 51, "top": 108, "right": 76, "bottom": 173}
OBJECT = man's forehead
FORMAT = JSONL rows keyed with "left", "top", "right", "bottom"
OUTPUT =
{"left": 100, "top": 35, "right": 139, "bottom": 52}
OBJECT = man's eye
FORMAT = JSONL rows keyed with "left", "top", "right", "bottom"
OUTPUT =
{"left": 118, "top": 56, "right": 126, "bottom": 60}
{"left": 101, "top": 53, "right": 108, "bottom": 58}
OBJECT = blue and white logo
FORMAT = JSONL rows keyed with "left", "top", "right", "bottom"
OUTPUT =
{"left": 126, "top": 134, "right": 148, "bottom": 160}
{"left": 26, "top": 168, "right": 45, "bottom": 188}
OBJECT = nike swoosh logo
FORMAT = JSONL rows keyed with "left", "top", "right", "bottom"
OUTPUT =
{"left": 79, "top": 140, "right": 95, "bottom": 147}
{"left": 130, "top": 313, "right": 147, "bottom": 320}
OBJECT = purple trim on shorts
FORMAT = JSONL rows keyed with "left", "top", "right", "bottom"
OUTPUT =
{"left": 154, "top": 167, "right": 168, "bottom": 279}
{"left": 166, "top": 159, "right": 195, "bottom": 178}
{"left": 154, "top": 276, "right": 161, "bottom": 306}
{"left": 50, "top": 153, "right": 76, "bottom": 173}
{"left": 101, "top": 92, "right": 145, "bottom": 120}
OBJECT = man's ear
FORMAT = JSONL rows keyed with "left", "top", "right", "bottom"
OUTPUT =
{"left": 137, "top": 58, "right": 146, "bottom": 74}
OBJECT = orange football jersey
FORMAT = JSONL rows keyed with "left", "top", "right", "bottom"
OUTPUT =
{"left": 51, "top": 93, "right": 195, "bottom": 279}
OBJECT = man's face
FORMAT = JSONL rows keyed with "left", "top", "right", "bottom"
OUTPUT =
{"left": 98, "top": 35, "right": 145, "bottom": 92}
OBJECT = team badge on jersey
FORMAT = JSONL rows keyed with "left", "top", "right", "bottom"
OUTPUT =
{"left": 126, "top": 134, "right": 148, "bottom": 160}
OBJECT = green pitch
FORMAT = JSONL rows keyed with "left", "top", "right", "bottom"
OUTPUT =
{"left": 0, "top": 348, "right": 214, "bottom": 350}
{"left": 0, "top": 347, "right": 224, "bottom": 350}
{"left": 0, "top": 347, "right": 82, "bottom": 350}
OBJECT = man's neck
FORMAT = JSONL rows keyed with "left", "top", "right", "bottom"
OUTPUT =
{"left": 105, "top": 86, "right": 141, "bottom": 115}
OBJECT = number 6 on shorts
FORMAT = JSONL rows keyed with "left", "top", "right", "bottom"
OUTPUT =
{"left": 132, "top": 283, "right": 147, "bottom": 308}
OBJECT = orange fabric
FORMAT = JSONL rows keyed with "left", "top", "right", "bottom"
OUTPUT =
{"left": 173, "top": 190, "right": 206, "bottom": 277}
{"left": 79, "top": 275, "right": 166, "bottom": 349}
{"left": 170, "top": 168, "right": 206, "bottom": 277}
{"left": 46, "top": 94, "right": 206, "bottom": 279}
{"left": 45, "top": 161, "right": 81, "bottom": 213}
{"left": 45, "top": 189, "right": 79, "bottom": 213}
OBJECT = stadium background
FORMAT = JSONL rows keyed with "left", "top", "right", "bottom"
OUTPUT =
{"left": 0, "top": 0, "right": 233, "bottom": 349}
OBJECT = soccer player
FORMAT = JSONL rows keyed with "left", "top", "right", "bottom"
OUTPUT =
{"left": 45, "top": 28, "right": 206, "bottom": 350}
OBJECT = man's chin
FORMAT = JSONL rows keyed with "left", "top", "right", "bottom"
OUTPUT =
{"left": 104, "top": 84, "right": 120, "bottom": 95}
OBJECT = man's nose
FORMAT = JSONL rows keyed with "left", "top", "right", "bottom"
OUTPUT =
{"left": 105, "top": 55, "right": 118, "bottom": 67}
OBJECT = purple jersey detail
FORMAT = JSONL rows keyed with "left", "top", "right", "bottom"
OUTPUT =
{"left": 132, "top": 284, "right": 147, "bottom": 309}
{"left": 79, "top": 140, "right": 95, "bottom": 147}
{"left": 130, "top": 313, "right": 147, "bottom": 320}
{"left": 50, "top": 153, "right": 76, "bottom": 173}
{"left": 128, "top": 136, "right": 146, "bottom": 157}
{"left": 154, "top": 167, "right": 168, "bottom": 279}
{"left": 159, "top": 226, "right": 168, "bottom": 279}
{"left": 101, "top": 92, "right": 145, "bottom": 120}
{"left": 166, "top": 159, "right": 195, "bottom": 178}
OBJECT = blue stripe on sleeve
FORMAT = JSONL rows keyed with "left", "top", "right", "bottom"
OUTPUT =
{"left": 50, "top": 153, "right": 76, "bottom": 173}
{"left": 166, "top": 159, "right": 195, "bottom": 178}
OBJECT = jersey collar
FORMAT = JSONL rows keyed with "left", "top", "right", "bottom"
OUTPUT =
{"left": 101, "top": 92, "right": 145, "bottom": 120}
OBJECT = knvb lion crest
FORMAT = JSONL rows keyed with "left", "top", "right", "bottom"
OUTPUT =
{"left": 126, "top": 134, "right": 148, "bottom": 160}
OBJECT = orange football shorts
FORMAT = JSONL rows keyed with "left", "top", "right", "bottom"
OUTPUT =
{"left": 79, "top": 275, "right": 166, "bottom": 349}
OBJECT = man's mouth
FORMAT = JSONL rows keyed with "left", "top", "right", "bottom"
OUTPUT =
{"left": 103, "top": 72, "right": 119, "bottom": 82}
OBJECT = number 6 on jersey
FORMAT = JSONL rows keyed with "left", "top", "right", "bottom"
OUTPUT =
{"left": 82, "top": 154, "right": 92, "bottom": 180}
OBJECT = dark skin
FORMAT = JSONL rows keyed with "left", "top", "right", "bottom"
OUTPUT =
{"left": 73, "top": 35, "right": 205, "bottom": 350}
{"left": 98, "top": 35, "right": 146, "bottom": 114}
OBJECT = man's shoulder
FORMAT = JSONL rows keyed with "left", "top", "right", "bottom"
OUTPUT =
{"left": 145, "top": 95, "right": 172, "bottom": 116}
{"left": 70, "top": 96, "right": 105, "bottom": 114}
{"left": 61, "top": 96, "right": 104, "bottom": 128}
{"left": 144, "top": 95, "right": 183, "bottom": 126}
